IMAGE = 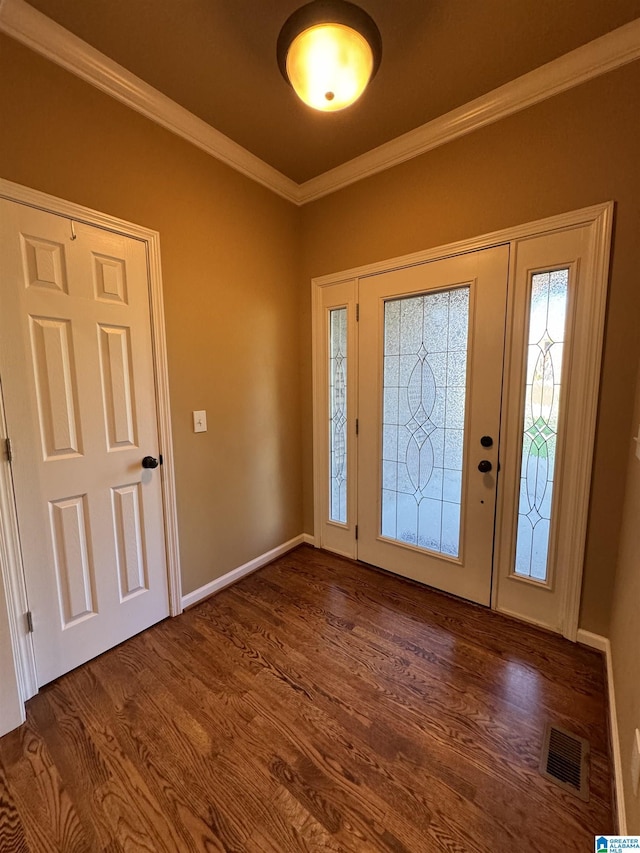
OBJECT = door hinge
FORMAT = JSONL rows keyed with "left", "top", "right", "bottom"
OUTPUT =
{"left": 355, "top": 303, "right": 360, "bottom": 321}
{"left": 355, "top": 524, "right": 358, "bottom": 540}
{"left": 5, "top": 437, "right": 12, "bottom": 463}
{"left": 355, "top": 418, "right": 359, "bottom": 435}
{"left": 26, "top": 611, "right": 33, "bottom": 633}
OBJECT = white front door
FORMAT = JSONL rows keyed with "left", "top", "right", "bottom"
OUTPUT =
{"left": 313, "top": 206, "right": 612, "bottom": 637}
{"left": 0, "top": 199, "right": 169, "bottom": 686}
{"left": 357, "top": 247, "right": 508, "bottom": 604}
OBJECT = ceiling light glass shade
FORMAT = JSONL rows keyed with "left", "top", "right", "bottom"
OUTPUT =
{"left": 278, "top": 1, "right": 382, "bottom": 112}
{"left": 286, "top": 23, "right": 373, "bottom": 111}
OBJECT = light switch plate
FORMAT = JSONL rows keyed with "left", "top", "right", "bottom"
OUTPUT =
{"left": 193, "top": 410, "right": 207, "bottom": 433}
{"left": 632, "top": 728, "right": 640, "bottom": 796}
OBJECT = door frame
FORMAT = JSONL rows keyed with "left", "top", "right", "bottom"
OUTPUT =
{"left": 312, "top": 202, "right": 613, "bottom": 641}
{"left": 0, "top": 178, "right": 182, "bottom": 707}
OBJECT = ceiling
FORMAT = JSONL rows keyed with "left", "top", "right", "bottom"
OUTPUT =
{"left": 24, "top": 0, "right": 640, "bottom": 183}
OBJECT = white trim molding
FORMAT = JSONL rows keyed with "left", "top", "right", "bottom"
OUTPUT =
{"left": 560, "top": 205, "right": 614, "bottom": 640}
{"left": 577, "top": 629, "right": 627, "bottom": 834}
{"left": 181, "top": 535, "right": 306, "bottom": 609}
{"left": 298, "top": 19, "right": 640, "bottom": 202}
{"left": 0, "top": 391, "right": 35, "bottom": 713}
{"left": 1, "top": 0, "right": 639, "bottom": 205}
{"left": 0, "top": 177, "right": 183, "bottom": 701}
{"left": 0, "top": 0, "right": 299, "bottom": 204}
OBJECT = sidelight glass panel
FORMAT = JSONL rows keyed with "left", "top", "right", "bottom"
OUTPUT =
{"left": 329, "top": 307, "right": 347, "bottom": 523}
{"left": 381, "top": 287, "right": 469, "bottom": 556}
{"left": 514, "top": 269, "right": 569, "bottom": 581}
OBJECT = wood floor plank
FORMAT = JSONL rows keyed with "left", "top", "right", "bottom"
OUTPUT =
{"left": 41, "top": 668, "right": 193, "bottom": 853}
{"left": 215, "top": 585, "right": 545, "bottom": 791}
{"left": 97, "top": 662, "right": 263, "bottom": 852}
{"left": 0, "top": 545, "right": 613, "bottom": 851}
{"left": 194, "top": 582, "right": 600, "bottom": 848}
{"left": 0, "top": 757, "right": 30, "bottom": 853}
{"left": 27, "top": 682, "right": 115, "bottom": 853}
{"left": 204, "top": 596, "right": 528, "bottom": 849}
{"left": 257, "top": 559, "right": 606, "bottom": 733}
{"left": 319, "top": 554, "right": 607, "bottom": 717}
{"left": 1, "top": 721, "right": 91, "bottom": 853}
{"left": 245, "top": 786, "right": 347, "bottom": 853}
{"left": 34, "top": 679, "right": 221, "bottom": 853}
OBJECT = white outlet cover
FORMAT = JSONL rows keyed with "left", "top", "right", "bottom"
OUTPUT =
{"left": 193, "top": 410, "right": 207, "bottom": 433}
{"left": 632, "top": 728, "right": 640, "bottom": 796}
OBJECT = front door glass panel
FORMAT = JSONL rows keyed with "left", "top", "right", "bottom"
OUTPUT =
{"left": 381, "top": 287, "right": 469, "bottom": 557}
{"left": 514, "top": 269, "right": 569, "bottom": 581}
{"left": 329, "top": 307, "right": 347, "bottom": 523}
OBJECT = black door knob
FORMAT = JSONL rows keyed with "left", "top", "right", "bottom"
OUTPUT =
{"left": 480, "top": 435, "right": 494, "bottom": 448}
{"left": 142, "top": 456, "right": 159, "bottom": 469}
{"left": 478, "top": 459, "right": 493, "bottom": 473}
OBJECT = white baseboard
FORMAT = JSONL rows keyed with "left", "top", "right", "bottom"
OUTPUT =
{"left": 302, "top": 533, "right": 315, "bottom": 545}
{"left": 576, "top": 628, "right": 608, "bottom": 653}
{"left": 181, "top": 534, "right": 305, "bottom": 609}
{"left": 577, "top": 629, "right": 627, "bottom": 834}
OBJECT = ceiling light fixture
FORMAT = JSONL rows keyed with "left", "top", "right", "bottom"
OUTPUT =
{"left": 277, "top": 0, "right": 382, "bottom": 112}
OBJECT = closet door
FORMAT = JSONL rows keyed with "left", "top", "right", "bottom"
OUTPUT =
{"left": 0, "top": 199, "right": 169, "bottom": 686}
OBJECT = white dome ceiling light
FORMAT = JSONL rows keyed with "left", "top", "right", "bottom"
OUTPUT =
{"left": 277, "top": 1, "right": 382, "bottom": 112}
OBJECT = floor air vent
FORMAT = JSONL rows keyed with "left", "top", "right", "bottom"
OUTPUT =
{"left": 539, "top": 723, "right": 590, "bottom": 801}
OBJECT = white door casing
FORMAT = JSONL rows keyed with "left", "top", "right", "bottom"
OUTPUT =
{"left": 0, "top": 181, "right": 181, "bottom": 697}
{"left": 312, "top": 204, "right": 613, "bottom": 639}
{"left": 0, "top": 386, "right": 23, "bottom": 732}
{"left": 0, "top": 371, "right": 32, "bottom": 722}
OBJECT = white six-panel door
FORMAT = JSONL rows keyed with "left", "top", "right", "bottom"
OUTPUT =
{"left": 0, "top": 199, "right": 169, "bottom": 685}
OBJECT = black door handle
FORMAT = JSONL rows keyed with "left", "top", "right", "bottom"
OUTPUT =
{"left": 478, "top": 459, "right": 492, "bottom": 473}
{"left": 142, "top": 456, "right": 159, "bottom": 469}
{"left": 480, "top": 435, "right": 494, "bottom": 448}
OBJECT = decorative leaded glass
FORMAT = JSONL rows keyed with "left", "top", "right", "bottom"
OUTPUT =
{"left": 329, "top": 308, "right": 347, "bottom": 523}
{"left": 381, "top": 287, "right": 469, "bottom": 557}
{"left": 514, "top": 269, "right": 569, "bottom": 581}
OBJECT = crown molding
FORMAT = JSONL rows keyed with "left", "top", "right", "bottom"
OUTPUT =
{"left": 0, "top": 0, "right": 300, "bottom": 204}
{"left": 1, "top": 0, "right": 639, "bottom": 207}
{"left": 297, "top": 17, "right": 640, "bottom": 202}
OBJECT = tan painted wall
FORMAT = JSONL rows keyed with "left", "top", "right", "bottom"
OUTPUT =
{"left": 0, "top": 36, "right": 302, "bottom": 596}
{"left": 300, "top": 61, "right": 640, "bottom": 636}
{"left": 610, "top": 361, "right": 640, "bottom": 833}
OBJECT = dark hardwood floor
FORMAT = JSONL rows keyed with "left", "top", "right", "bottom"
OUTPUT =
{"left": 0, "top": 545, "right": 613, "bottom": 851}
